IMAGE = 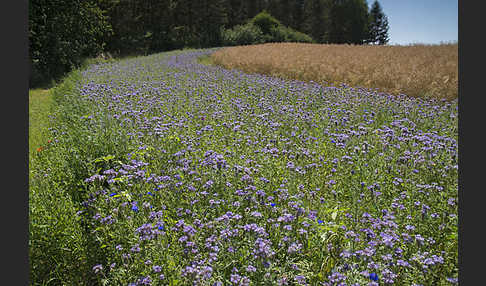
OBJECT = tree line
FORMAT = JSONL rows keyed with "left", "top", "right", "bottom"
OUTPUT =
{"left": 29, "top": 0, "right": 389, "bottom": 87}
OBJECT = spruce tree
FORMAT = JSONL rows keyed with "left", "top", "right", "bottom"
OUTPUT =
{"left": 247, "top": 0, "right": 259, "bottom": 18}
{"left": 303, "top": 0, "right": 331, "bottom": 43}
{"left": 279, "top": 0, "right": 291, "bottom": 27}
{"left": 227, "top": 0, "right": 247, "bottom": 28}
{"left": 328, "top": 0, "right": 369, "bottom": 44}
{"left": 290, "top": 0, "right": 305, "bottom": 31}
{"left": 266, "top": 0, "right": 280, "bottom": 19}
{"left": 368, "top": 0, "right": 389, "bottom": 44}
{"left": 349, "top": 0, "right": 370, "bottom": 44}
{"left": 328, "top": 0, "right": 349, "bottom": 43}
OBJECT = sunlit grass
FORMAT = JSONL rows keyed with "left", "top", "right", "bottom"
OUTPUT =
{"left": 197, "top": 54, "right": 215, "bottom": 66}
{"left": 29, "top": 88, "right": 53, "bottom": 162}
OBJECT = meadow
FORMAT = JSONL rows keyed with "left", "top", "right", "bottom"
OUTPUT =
{"left": 211, "top": 43, "right": 458, "bottom": 101}
{"left": 29, "top": 48, "right": 458, "bottom": 285}
{"left": 29, "top": 89, "right": 53, "bottom": 158}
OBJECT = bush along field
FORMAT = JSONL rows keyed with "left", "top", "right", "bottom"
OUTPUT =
{"left": 29, "top": 48, "right": 458, "bottom": 285}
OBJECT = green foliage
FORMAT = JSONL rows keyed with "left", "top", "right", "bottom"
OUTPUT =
{"left": 290, "top": 0, "right": 305, "bottom": 31}
{"left": 286, "top": 29, "right": 314, "bottom": 43}
{"left": 222, "top": 11, "right": 313, "bottom": 46}
{"left": 250, "top": 10, "right": 281, "bottom": 35}
{"left": 300, "top": 0, "right": 332, "bottom": 43}
{"left": 368, "top": 0, "right": 390, "bottom": 45}
{"left": 29, "top": 166, "right": 91, "bottom": 285}
{"left": 29, "top": 89, "right": 53, "bottom": 157}
{"left": 328, "top": 0, "right": 370, "bottom": 44}
{"left": 29, "top": 84, "right": 92, "bottom": 285}
{"left": 29, "top": 0, "right": 112, "bottom": 87}
{"left": 269, "top": 26, "right": 314, "bottom": 43}
{"left": 222, "top": 23, "right": 265, "bottom": 46}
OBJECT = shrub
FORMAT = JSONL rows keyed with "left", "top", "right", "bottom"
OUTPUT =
{"left": 222, "top": 23, "right": 264, "bottom": 46}
{"left": 250, "top": 10, "right": 281, "bottom": 35}
{"left": 284, "top": 28, "right": 314, "bottom": 43}
{"left": 222, "top": 12, "right": 313, "bottom": 46}
{"left": 267, "top": 26, "right": 313, "bottom": 43}
{"left": 267, "top": 26, "right": 287, "bottom": 42}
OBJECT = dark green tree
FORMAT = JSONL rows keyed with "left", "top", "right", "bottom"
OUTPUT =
{"left": 278, "top": 0, "right": 291, "bottom": 27}
{"left": 29, "top": 0, "right": 111, "bottom": 86}
{"left": 290, "top": 0, "right": 305, "bottom": 31}
{"left": 100, "top": 0, "right": 155, "bottom": 54}
{"left": 171, "top": 0, "right": 198, "bottom": 48}
{"left": 328, "top": 0, "right": 369, "bottom": 44}
{"left": 266, "top": 0, "right": 280, "bottom": 19}
{"left": 227, "top": 0, "right": 248, "bottom": 27}
{"left": 368, "top": 0, "right": 389, "bottom": 44}
{"left": 147, "top": 0, "right": 176, "bottom": 52}
{"left": 303, "top": 0, "right": 331, "bottom": 43}
{"left": 247, "top": 0, "right": 259, "bottom": 18}
{"left": 348, "top": 0, "right": 370, "bottom": 44}
{"left": 196, "top": 0, "right": 229, "bottom": 47}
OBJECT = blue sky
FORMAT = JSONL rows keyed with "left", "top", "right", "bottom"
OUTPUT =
{"left": 371, "top": 0, "right": 458, "bottom": 45}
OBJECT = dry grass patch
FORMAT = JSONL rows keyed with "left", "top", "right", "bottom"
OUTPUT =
{"left": 211, "top": 42, "right": 458, "bottom": 100}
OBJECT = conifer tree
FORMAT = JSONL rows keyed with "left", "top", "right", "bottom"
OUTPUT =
{"left": 303, "top": 0, "right": 331, "bottom": 43}
{"left": 328, "top": 0, "right": 369, "bottom": 44}
{"left": 227, "top": 0, "right": 247, "bottom": 27}
{"left": 368, "top": 0, "right": 389, "bottom": 44}
{"left": 291, "top": 0, "right": 305, "bottom": 31}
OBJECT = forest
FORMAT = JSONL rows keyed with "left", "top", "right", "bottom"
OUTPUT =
{"left": 29, "top": 0, "right": 389, "bottom": 87}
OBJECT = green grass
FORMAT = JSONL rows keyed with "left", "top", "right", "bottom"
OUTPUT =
{"left": 197, "top": 54, "right": 215, "bottom": 66}
{"left": 29, "top": 88, "right": 53, "bottom": 160}
{"left": 29, "top": 72, "right": 95, "bottom": 286}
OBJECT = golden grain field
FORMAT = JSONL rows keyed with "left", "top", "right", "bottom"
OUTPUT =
{"left": 211, "top": 42, "right": 458, "bottom": 100}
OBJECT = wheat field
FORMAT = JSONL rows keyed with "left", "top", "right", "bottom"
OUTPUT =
{"left": 211, "top": 42, "right": 458, "bottom": 100}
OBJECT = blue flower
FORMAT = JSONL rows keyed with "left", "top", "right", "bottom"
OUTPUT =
{"left": 132, "top": 205, "right": 139, "bottom": 212}
{"left": 148, "top": 191, "right": 154, "bottom": 196}
{"left": 270, "top": 203, "right": 276, "bottom": 207}
{"left": 153, "top": 265, "right": 162, "bottom": 273}
{"left": 317, "top": 219, "right": 323, "bottom": 224}
{"left": 109, "top": 192, "right": 116, "bottom": 197}
{"left": 369, "top": 272, "right": 379, "bottom": 281}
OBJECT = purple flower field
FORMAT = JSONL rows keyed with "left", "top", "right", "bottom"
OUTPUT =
{"left": 41, "top": 49, "right": 457, "bottom": 285}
